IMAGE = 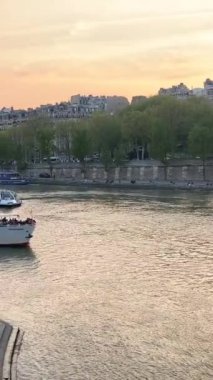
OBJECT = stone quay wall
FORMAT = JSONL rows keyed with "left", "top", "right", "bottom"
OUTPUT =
{"left": 25, "top": 159, "right": 213, "bottom": 183}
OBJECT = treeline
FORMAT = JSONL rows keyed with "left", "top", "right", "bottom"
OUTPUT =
{"left": 1, "top": 96, "right": 213, "bottom": 176}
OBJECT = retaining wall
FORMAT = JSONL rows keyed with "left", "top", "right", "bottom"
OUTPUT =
{"left": 25, "top": 160, "right": 213, "bottom": 183}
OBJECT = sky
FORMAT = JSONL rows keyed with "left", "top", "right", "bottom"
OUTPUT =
{"left": 0, "top": 0, "right": 213, "bottom": 108}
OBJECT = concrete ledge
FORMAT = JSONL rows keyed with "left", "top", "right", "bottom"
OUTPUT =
{"left": 29, "top": 178, "right": 213, "bottom": 191}
{"left": 0, "top": 321, "right": 23, "bottom": 380}
{"left": 9, "top": 330, "right": 24, "bottom": 380}
{"left": 2, "top": 327, "right": 18, "bottom": 380}
{"left": 0, "top": 321, "right": 12, "bottom": 380}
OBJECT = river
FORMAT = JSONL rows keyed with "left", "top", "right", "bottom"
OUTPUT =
{"left": 0, "top": 185, "right": 212, "bottom": 379}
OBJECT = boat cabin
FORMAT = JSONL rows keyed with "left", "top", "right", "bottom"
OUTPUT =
{"left": 0, "top": 190, "right": 22, "bottom": 207}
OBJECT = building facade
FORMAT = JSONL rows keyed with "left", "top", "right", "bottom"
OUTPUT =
{"left": 204, "top": 79, "right": 213, "bottom": 101}
{"left": 131, "top": 96, "right": 147, "bottom": 105}
{"left": 158, "top": 83, "right": 191, "bottom": 99}
{"left": 0, "top": 107, "right": 28, "bottom": 129}
{"left": 0, "top": 81, "right": 212, "bottom": 130}
{"left": 0, "top": 94, "right": 129, "bottom": 129}
{"left": 71, "top": 94, "right": 129, "bottom": 114}
{"left": 158, "top": 79, "right": 213, "bottom": 102}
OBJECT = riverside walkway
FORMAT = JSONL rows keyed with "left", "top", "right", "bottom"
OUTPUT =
{"left": 0, "top": 320, "right": 23, "bottom": 380}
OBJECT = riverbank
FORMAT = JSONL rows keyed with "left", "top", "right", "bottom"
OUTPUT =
{"left": 30, "top": 177, "right": 213, "bottom": 191}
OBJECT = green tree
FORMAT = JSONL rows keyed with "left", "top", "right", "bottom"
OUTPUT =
{"left": 101, "top": 149, "right": 113, "bottom": 176}
{"left": 122, "top": 110, "right": 151, "bottom": 159}
{"left": 90, "top": 114, "right": 123, "bottom": 178}
{"left": 36, "top": 124, "right": 55, "bottom": 160}
{"left": 113, "top": 145, "right": 126, "bottom": 183}
{"left": 71, "top": 122, "right": 92, "bottom": 176}
{"left": 7, "top": 125, "right": 32, "bottom": 166}
{"left": 113, "top": 145, "right": 126, "bottom": 167}
{"left": 55, "top": 121, "right": 74, "bottom": 161}
{"left": 189, "top": 125, "right": 212, "bottom": 180}
{"left": 150, "top": 121, "right": 175, "bottom": 180}
{"left": 90, "top": 114, "right": 123, "bottom": 160}
{"left": 0, "top": 132, "right": 15, "bottom": 168}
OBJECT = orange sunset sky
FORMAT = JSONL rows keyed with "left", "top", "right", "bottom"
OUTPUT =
{"left": 1, "top": 0, "right": 213, "bottom": 109}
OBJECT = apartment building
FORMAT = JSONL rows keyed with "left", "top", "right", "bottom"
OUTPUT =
{"left": 71, "top": 94, "right": 129, "bottom": 114}
{"left": 204, "top": 79, "right": 213, "bottom": 101}
{"left": 158, "top": 83, "right": 191, "bottom": 99}
{"left": 158, "top": 79, "right": 213, "bottom": 102}
{"left": 0, "top": 107, "right": 28, "bottom": 129}
{"left": 131, "top": 96, "right": 147, "bottom": 105}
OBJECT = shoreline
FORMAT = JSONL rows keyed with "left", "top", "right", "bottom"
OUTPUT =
{"left": 29, "top": 178, "right": 213, "bottom": 191}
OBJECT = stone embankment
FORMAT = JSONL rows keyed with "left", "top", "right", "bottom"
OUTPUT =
{"left": 26, "top": 159, "right": 213, "bottom": 190}
{"left": 0, "top": 321, "right": 23, "bottom": 380}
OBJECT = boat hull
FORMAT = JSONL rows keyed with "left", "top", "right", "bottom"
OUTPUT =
{"left": 0, "top": 202, "right": 22, "bottom": 208}
{"left": 0, "top": 224, "right": 35, "bottom": 246}
{"left": 0, "top": 180, "right": 29, "bottom": 185}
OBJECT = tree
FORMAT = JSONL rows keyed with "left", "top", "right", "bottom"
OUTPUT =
{"left": 122, "top": 110, "right": 151, "bottom": 160}
{"left": 36, "top": 123, "right": 55, "bottom": 159}
{"left": 7, "top": 124, "right": 33, "bottom": 166}
{"left": 113, "top": 145, "right": 126, "bottom": 167}
{"left": 0, "top": 132, "right": 15, "bottom": 168}
{"left": 71, "top": 122, "right": 92, "bottom": 176}
{"left": 55, "top": 121, "right": 74, "bottom": 161}
{"left": 90, "top": 114, "right": 124, "bottom": 179}
{"left": 189, "top": 125, "right": 212, "bottom": 180}
{"left": 91, "top": 114, "right": 122, "bottom": 153}
{"left": 113, "top": 145, "right": 126, "bottom": 183}
{"left": 150, "top": 120, "right": 175, "bottom": 180}
{"left": 101, "top": 149, "right": 113, "bottom": 177}
{"left": 24, "top": 117, "right": 55, "bottom": 175}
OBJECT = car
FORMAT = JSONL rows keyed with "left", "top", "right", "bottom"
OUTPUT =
{"left": 39, "top": 172, "right": 51, "bottom": 178}
{"left": 43, "top": 156, "right": 61, "bottom": 163}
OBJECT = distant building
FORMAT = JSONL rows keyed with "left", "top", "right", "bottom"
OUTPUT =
{"left": 159, "top": 83, "right": 191, "bottom": 99}
{"left": 71, "top": 94, "right": 106, "bottom": 110}
{"left": 131, "top": 96, "right": 147, "bottom": 106}
{"left": 204, "top": 79, "right": 213, "bottom": 101}
{"left": 0, "top": 93, "right": 129, "bottom": 129}
{"left": 0, "top": 81, "right": 212, "bottom": 130}
{"left": 105, "top": 96, "right": 129, "bottom": 114}
{"left": 0, "top": 107, "right": 28, "bottom": 128}
{"left": 71, "top": 94, "right": 129, "bottom": 114}
{"left": 158, "top": 80, "right": 213, "bottom": 103}
{"left": 191, "top": 88, "right": 205, "bottom": 97}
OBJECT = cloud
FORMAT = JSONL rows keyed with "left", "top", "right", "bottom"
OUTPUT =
{"left": 1, "top": 5, "right": 213, "bottom": 50}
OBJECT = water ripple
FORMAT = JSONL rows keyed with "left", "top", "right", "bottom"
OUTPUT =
{"left": 0, "top": 186, "right": 212, "bottom": 379}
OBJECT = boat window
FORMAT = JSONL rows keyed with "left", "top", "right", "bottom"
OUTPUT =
{"left": 10, "top": 173, "right": 20, "bottom": 179}
{"left": 1, "top": 191, "right": 14, "bottom": 199}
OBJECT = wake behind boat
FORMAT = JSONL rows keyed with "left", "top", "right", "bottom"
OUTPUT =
{"left": 0, "top": 216, "right": 36, "bottom": 246}
{"left": 0, "top": 189, "right": 22, "bottom": 208}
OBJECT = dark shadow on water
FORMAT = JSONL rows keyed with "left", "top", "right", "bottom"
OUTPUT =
{"left": 0, "top": 246, "right": 36, "bottom": 263}
{"left": 0, "top": 208, "right": 21, "bottom": 216}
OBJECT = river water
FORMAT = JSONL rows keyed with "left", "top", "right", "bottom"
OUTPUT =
{"left": 0, "top": 185, "right": 212, "bottom": 380}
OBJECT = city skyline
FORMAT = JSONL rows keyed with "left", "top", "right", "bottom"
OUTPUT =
{"left": 1, "top": 0, "right": 213, "bottom": 108}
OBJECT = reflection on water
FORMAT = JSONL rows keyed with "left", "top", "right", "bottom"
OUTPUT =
{"left": 0, "top": 246, "right": 36, "bottom": 263}
{"left": 0, "top": 185, "right": 212, "bottom": 380}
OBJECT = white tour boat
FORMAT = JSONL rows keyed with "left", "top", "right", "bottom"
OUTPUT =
{"left": 0, "top": 216, "right": 36, "bottom": 246}
{"left": 0, "top": 190, "right": 22, "bottom": 208}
